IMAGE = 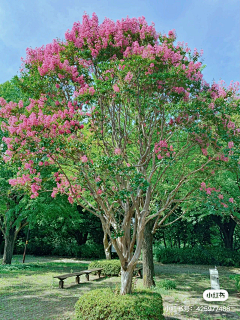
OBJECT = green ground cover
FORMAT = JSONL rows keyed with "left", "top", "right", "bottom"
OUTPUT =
{"left": 0, "top": 256, "right": 239, "bottom": 320}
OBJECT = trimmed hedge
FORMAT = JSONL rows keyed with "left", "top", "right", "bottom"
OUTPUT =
{"left": 154, "top": 245, "right": 240, "bottom": 267}
{"left": 75, "top": 288, "right": 164, "bottom": 320}
{"left": 88, "top": 259, "right": 121, "bottom": 276}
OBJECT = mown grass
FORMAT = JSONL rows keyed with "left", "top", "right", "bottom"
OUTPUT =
{"left": 0, "top": 256, "right": 239, "bottom": 320}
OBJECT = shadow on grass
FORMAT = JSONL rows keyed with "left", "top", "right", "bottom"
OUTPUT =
{"left": 0, "top": 276, "right": 121, "bottom": 320}
{"left": 62, "top": 276, "right": 112, "bottom": 290}
{"left": 0, "top": 294, "right": 79, "bottom": 320}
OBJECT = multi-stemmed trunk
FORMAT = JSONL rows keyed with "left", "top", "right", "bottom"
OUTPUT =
{"left": 112, "top": 227, "right": 145, "bottom": 295}
{"left": 100, "top": 186, "right": 152, "bottom": 295}
{"left": 2, "top": 227, "right": 16, "bottom": 265}
{"left": 142, "top": 219, "right": 155, "bottom": 287}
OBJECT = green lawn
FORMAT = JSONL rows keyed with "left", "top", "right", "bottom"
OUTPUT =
{"left": 0, "top": 256, "right": 239, "bottom": 320}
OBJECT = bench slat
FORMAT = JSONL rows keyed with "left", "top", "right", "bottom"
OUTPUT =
{"left": 54, "top": 268, "right": 103, "bottom": 279}
{"left": 53, "top": 271, "right": 85, "bottom": 280}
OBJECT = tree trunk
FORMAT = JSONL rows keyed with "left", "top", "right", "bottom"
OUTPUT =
{"left": 103, "top": 232, "right": 111, "bottom": 260}
{"left": 120, "top": 266, "right": 134, "bottom": 294}
{"left": 163, "top": 232, "right": 167, "bottom": 248}
{"left": 142, "top": 219, "right": 155, "bottom": 288}
{"left": 212, "top": 216, "right": 236, "bottom": 250}
{"left": 2, "top": 227, "right": 15, "bottom": 265}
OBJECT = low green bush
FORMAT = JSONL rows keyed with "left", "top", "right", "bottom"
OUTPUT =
{"left": 154, "top": 244, "right": 240, "bottom": 266}
{"left": 88, "top": 259, "right": 121, "bottom": 276}
{"left": 156, "top": 279, "right": 177, "bottom": 290}
{"left": 229, "top": 275, "right": 240, "bottom": 293}
{"left": 75, "top": 288, "right": 164, "bottom": 320}
{"left": 79, "top": 240, "right": 105, "bottom": 259}
{"left": 0, "top": 263, "right": 44, "bottom": 272}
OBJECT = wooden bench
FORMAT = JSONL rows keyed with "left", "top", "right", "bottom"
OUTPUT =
{"left": 54, "top": 268, "right": 103, "bottom": 288}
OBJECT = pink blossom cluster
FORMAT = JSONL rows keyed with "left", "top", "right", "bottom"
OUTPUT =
{"left": 200, "top": 182, "right": 234, "bottom": 208}
{"left": 168, "top": 29, "right": 176, "bottom": 40}
{"left": 207, "top": 81, "right": 239, "bottom": 101}
{"left": 228, "top": 141, "right": 234, "bottom": 149}
{"left": 0, "top": 99, "right": 85, "bottom": 161}
{"left": 22, "top": 14, "right": 158, "bottom": 72}
{"left": 9, "top": 173, "right": 32, "bottom": 186}
{"left": 200, "top": 182, "right": 220, "bottom": 194}
{"left": 73, "top": 84, "right": 95, "bottom": 97}
{"left": 51, "top": 172, "right": 84, "bottom": 202}
{"left": 114, "top": 148, "right": 121, "bottom": 155}
{"left": 215, "top": 154, "right": 229, "bottom": 162}
{"left": 124, "top": 72, "right": 133, "bottom": 83}
{"left": 64, "top": 13, "right": 158, "bottom": 57}
{"left": 154, "top": 140, "right": 174, "bottom": 159}
{"left": 201, "top": 148, "right": 208, "bottom": 156}
{"left": 113, "top": 84, "right": 120, "bottom": 92}
{"left": 23, "top": 40, "right": 85, "bottom": 84}
{"left": 172, "top": 86, "right": 185, "bottom": 94}
{"left": 81, "top": 155, "right": 88, "bottom": 162}
{"left": 9, "top": 173, "right": 42, "bottom": 198}
{"left": 19, "top": 13, "right": 206, "bottom": 92}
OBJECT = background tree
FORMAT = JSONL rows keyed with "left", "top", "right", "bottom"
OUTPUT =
{"left": 0, "top": 80, "right": 23, "bottom": 103}
{"left": 13, "top": 195, "right": 105, "bottom": 258}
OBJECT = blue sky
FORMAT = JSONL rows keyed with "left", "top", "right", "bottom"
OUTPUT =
{"left": 0, "top": 0, "right": 239, "bottom": 86}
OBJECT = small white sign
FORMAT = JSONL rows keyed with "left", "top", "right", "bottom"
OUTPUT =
{"left": 111, "top": 245, "right": 116, "bottom": 253}
{"left": 209, "top": 268, "right": 220, "bottom": 290}
{"left": 203, "top": 289, "right": 228, "bottom": 301}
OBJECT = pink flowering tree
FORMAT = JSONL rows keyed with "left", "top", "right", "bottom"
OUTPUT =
{"left": 0, "top": 13, "right": 240, "bottom": 294}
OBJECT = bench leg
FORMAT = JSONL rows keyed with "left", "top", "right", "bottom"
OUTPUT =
{"left": 59, "top": 280, "right": 64, "bottom": 289}
{"left": 76, "top": 275, "right": 80, "bottom": 284}
{"left": 97, "top": 270, "right": 101, "bottom": 278}
{"left": 85, "top": 274, "right": 89, "bottom": 281}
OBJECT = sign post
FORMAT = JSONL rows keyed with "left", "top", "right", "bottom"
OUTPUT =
{"left": 209, "top": 267, "right": 220, "bottom": 290}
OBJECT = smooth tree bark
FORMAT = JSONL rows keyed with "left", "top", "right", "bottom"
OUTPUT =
{"left": 1, "top": 220, "right": 28, "bottom": 265}
{"left": 212, "top": 216, "right": 236, "bottom": 250}
{"left": 103, "top": 230, "right": 111, "bottom": 260}
{"left": 142, "top": 219, "right": 155, "bottom": 287}
{"left": 121, "top": 265, "right": 135, "bottom": 294}
{"left": 2, "top": 227, "right": 15, "bottom": 264}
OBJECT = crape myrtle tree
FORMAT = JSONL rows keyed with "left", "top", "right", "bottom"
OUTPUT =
{"left": 0, "top": 13, "right": 239, "bottom": 294}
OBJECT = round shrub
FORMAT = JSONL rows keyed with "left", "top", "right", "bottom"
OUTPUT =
{"left": 75, "top": 288, "right": 164, "bottom": 320}
{"left": 88, "top": 259, "right": 121, "bottom": 276}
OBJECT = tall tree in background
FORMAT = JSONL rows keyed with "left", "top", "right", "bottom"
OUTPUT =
{"left": 0, "top": 82, "right": 30, "bottom": 264}
{"left": 0, "top": 169, "right": 28, "bottom": 264}
{"left": 0, "top": 13, "right": 239, "bottom": 293}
